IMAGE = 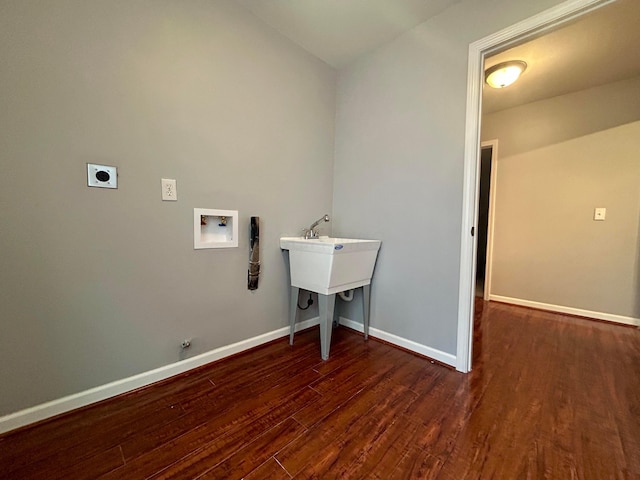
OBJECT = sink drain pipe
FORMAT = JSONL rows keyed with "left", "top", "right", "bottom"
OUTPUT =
{"left": 338, "top": 289, "right": 354, "bottom": 302}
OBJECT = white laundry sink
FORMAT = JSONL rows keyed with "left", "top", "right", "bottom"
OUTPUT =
{"left": 280, "top": 236, "right": 381, "bottom": 295}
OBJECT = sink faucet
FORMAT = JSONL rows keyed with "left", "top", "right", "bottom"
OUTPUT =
{"left": 303, "top": 214, "right": 330, "bottom": 239}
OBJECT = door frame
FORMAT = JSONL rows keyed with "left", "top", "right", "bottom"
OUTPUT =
{"left": 455, "top": 0, "right": 616, "bottom": 373}
{"left": 479, "top": 140, "right": 498, "bottom": 301}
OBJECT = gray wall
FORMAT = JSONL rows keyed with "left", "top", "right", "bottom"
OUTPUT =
{"left": 332, "top": 0, "right": 566, "bottom": 355}
{"left": 0, "top": 0, "right": 335, "bottom": 416}
{"left": 482, "top": 80, "right": 640, "bottom": 318}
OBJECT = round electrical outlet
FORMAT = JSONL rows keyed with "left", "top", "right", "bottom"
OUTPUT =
{"left": 87, "top": 163, "right": 118, "bottom": 189}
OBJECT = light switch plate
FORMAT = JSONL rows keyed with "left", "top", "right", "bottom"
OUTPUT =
{"left": 161, "top": 178, "right": 177, "bottom": 201}
{"left": 594, "top": 207, "right": 606, "bottom": 221}
{"left": 87, "top": 164, "right": 117, "bottom": 189}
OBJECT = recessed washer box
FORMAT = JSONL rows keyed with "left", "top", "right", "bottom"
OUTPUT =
{"left": 87, "top": 163, "right": 117, "bottom": 189}
{"left": 194, "top": 208, "right": 238, "bottom": 249}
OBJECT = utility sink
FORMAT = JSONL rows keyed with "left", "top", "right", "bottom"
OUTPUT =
{"left": 280, "top": 236, "right": 381, "bottom": 361}
{"left": 279, "top": 237, "right": 381, "bottom": 295}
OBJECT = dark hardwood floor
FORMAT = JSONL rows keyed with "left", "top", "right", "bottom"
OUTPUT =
{"left": 1, "top": 301, "right": 639, "bottom": 479}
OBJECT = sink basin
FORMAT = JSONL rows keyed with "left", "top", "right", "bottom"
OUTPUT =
{"left": 280, "top": 236, "right": 381, "bottom": 295}
{"left": 281, "top": 236, "right": 381, "bottom": 360}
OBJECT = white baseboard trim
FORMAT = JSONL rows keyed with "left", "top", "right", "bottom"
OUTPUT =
{"left": 338, "top": 317, "right": 457, "bottom": 367}
{"left": 0, "top": 317, "right": 320, "bottom": 435}
{"left": 489, "top": 295, "right": 640, "bottom": 327}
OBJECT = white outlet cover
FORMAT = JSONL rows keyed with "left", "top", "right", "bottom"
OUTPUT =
{"left": 87, "top": 163, "right": 117, "bottom": 189}
{"left": 161, "top": 178, "right": 177, "bottom": 201}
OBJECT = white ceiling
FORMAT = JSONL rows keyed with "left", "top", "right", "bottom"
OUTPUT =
{"left": 483, "top": 0, "right": 640, "bottom": 113}
{"left": 235, "top": 0, "right": 462, "bottom": 68}
{"left": 235, "top": 0, "right": 640, "bottom": 113}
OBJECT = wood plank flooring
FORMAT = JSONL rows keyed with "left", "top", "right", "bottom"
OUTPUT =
{"left": 1, "top": 301, "right": 639, "bottom": 479}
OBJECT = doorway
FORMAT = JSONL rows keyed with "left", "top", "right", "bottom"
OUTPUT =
{"left": 475, "top": 141, "right": 497, "bottom": 300}
{"left": 455, "top": 0, "right": 614, "bottom": 373}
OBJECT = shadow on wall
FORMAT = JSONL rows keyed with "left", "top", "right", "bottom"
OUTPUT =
{"left": 482, "top": 76, "right": 640, "bottom": 158}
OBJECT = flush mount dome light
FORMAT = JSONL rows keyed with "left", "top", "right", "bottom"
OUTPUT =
{"left": 485, "top": 60, "right": 527, "bottom": 88}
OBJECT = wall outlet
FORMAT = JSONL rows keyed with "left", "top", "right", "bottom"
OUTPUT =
{"left": 594, "top": 207, "right": 606, "bottom": 221}
{"left": 162, "top": 178, "right": 177, "bottom": 201}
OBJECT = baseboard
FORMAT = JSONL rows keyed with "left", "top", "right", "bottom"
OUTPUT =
{"left": 489, "top": 295, "right": 640, "bottom": 327}
{"left": 0, "top": 317, "right": 320, "bottom": 435}
{"left": 338, "top": 317, "right": 457, "bottom": 367}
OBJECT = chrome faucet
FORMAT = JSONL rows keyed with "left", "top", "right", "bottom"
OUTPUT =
{"left": 303, "top": 214, "right": 330, "bottom": 239}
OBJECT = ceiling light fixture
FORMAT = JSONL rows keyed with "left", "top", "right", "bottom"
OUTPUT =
{"left": 485, "top": 60, "right": 527, "bottom": 88}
